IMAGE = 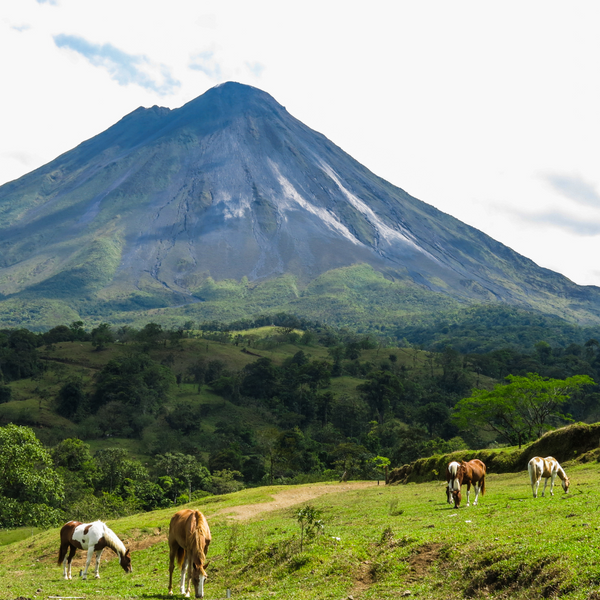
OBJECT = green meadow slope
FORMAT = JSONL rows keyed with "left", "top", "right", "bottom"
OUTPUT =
{"left": 2, "top": 460, "right": 600, "bottom": 600}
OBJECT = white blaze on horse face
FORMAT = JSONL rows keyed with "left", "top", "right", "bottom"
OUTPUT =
{"left": 196, "top": 574, "right": 205, "bottom": 598}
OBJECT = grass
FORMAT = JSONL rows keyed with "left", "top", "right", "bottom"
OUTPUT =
{"left": 3, "top": 462, "right": 600, "bottom": 599}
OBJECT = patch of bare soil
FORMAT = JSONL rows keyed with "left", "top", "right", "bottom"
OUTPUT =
{"left": 216, "top": 481, "right": 377, "bottom": 521}
{"left": 407, "top": 543, "right": 443, "bottom": 582}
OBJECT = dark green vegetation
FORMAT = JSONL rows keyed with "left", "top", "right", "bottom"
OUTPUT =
{"left": 3, "top": 460, "right": 600, "bottom": 599}
{"left": 2, "top": 318, "right": 600, "bottom": 533}
{"left": 3, "top": 82, "right": 600, "bottom": 332}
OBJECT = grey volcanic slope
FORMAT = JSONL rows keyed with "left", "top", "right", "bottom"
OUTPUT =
{"left": 1, "top": 82, "right": 600, "bottom": 323}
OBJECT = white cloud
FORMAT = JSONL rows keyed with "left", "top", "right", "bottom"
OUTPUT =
{"left": 545, "top": 174, "right": 600, "bottom": 208}
{"left": 54, "top": 34, "right": 180, "bottom": 94}
{"left": 189, "top": 51, "right": 222, "bottom": 80}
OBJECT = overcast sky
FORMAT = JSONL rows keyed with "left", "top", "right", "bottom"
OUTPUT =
{"left": 2, "top": 1, "right": 600, "bottom": 286}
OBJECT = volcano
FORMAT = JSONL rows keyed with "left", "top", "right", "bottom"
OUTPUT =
{"left": 1, "top": 82, "right": 599, "bottom": 327}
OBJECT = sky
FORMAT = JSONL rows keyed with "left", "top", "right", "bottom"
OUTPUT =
{"left": 2, "top": 0, "right": 600, "bottom": 286}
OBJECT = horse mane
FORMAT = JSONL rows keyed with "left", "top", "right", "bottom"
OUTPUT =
{"left": 102, "top": 523, "right": 127, "bottom": 558}
{"left": 555, "top": 464, "right": 568, "bottom": 481}
{"left": 191, "top": 511, "right": 209, "bottom": 574}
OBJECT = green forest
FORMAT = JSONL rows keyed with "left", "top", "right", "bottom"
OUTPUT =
{"left": 1, "top": 313, "right": 600, "bottom": 530}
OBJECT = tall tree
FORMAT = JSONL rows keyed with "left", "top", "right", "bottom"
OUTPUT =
{"left": 453, "top": 373, "right": 594, "bottom": 447}
{"left": 0, "top": 424, "right": 64, "bottom": 526}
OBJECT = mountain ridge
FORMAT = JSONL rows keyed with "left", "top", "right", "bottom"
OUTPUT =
{"left": 1, "top": 81, "right": 600, "bottom": 329}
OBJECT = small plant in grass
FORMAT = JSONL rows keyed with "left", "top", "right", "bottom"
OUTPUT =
{"left": 388, "top": 498, "right": 404, "bottom": 516}
{"left": 295, "top": 505, "right": 324, "bottom": 552}
{"left": 379, "top": 526, "right": 394, "bottom": 546}
{"left": 225, "top": 522, "right": 241, "bottom": 565}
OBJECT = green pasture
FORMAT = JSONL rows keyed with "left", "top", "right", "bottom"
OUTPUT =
{"left": 2, "top": 462, "right": 600, "bottom": 599}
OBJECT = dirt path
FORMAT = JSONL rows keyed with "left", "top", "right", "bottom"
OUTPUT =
{"left": 215, "top": 481, "right": 378, "bottom": 521}
{"left": 58, "top": 482, "right": 379, "bottom": 568}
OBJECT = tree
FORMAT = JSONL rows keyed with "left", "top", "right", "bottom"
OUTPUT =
{"left": 55, "top": 379, "right": 87, "bottom": 420}
{"left": 0, "top": 383, "right": 12, "bottom": 404}
{"left": 417, "top": 402, "right": 450, "bottom": 436}
{"left": 52, "top": 438, "right": 93, "bottom": 472}
{"left": 136, "top": 322, "right": 164, "bottom": 350}
{"left": 91, "top": 323, "right": 114, "bottom": 351}
{"left": 357, "top": 370, "right": 403, "bottom": 423}
{"left": 154, "top": 452, "right": 210, "bottom": 502}
{"left": 453, "top": 373, "right": 594, "bottom": 447}
{"left": 241, "top": 358, "right": 278, "bottom": 399}
{"left": 0, "top": 424, "right": 64, "bottom": 527}
{"left": 295, "top": 505, "right": 324, "bottom": 552}
{"left": 92, "top": 353, "right": 175, "bottom": 416}
{"left": 94, "top": 448, "right": 148, "bottom": 495}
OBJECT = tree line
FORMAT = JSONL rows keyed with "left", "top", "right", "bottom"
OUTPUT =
{"left": 1, "top": 318, "right": 600, "bottom": 529}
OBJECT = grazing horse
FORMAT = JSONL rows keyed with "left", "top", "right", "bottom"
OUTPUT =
{"left": 58, "top": 520, "right": 132, "bottom": 580}
{"left": 168, "top": 509, "right": 212, "bottom": 598}
{"left": 451, "top": 459, "right": 486, "bottom": 508}
{"left": 528, "top": 456, "right": 570, "bottom": 498}
{"left": 445, "top": 461, "right": 461, "bottom": 504}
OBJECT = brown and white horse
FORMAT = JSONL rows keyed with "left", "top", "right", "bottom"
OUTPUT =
{"left": 58, "top": 520, "right": 132, "bottom": 580}
{"left": 451, "top": 459, "right": 486, "bottom": 508}
{"left": 528, "top": 456, "right": 570, "bottom": 498}
{"left": 168, "top": 509, "right": 212, "bottom": 598}
{"left": 445, "top": 460, "right": 461, "bottom": 504}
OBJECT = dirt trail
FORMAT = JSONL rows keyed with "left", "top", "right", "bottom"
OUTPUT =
{"left": 54, "top": 482, "right": 379, "bottom": 568}
{"left": 215, "top": 481, "right": 378, "bottom": 521}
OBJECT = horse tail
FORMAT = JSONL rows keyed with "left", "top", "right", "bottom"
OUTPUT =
{"left": 58, "top": 523, "right": 70, "bottom": 565}
{"left": 176, "top": 546, "right": 186, "bottom": 568}
{"left": 528, "top": 459, "right": 536, "bottom": 485}
{"left": 480, "top": 473, "right": 485, "bottom": 496}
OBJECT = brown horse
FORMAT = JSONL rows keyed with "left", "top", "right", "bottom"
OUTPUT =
{"left": 58, "top": 520, "right": 132, "bottom": 580}
{"left": 168, "top": 509, "right": 211, "bottom": 598}
{"left": 451, "top": 459, "right": 486, "bottom": 508}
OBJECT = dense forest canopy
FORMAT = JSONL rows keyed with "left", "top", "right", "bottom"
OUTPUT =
{"left": 0, "top": 313, "right": 599, "bottom": 527}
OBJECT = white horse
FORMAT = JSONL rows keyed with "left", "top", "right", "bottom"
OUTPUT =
{"left": 528, "top": 456, "right": 570, "bottom": 498}
{"left": 58, "top": 520, "right": 132, "bottom": 580}
{"left": 445, "top": 460, "right": 461, "bottom": 504}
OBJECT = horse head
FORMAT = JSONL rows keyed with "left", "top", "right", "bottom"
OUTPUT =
{"left": 191, "top": 559, "right": 208, "bottom": 598}
{"left": 452, "top": 488, "right": 462, "bottom": 508}
{"left": 562, "top": 477, "right": 570, "bottom": 493}
{"left": 120, "top": 549, "right": 133, "bottom": 573}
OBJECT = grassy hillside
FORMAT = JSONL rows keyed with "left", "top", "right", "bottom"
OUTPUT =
{"left": 0, "top": 330, "right": 431, "bottom": 453}
{"left": 2, "top": 459, "right": 600, "bottom": 599}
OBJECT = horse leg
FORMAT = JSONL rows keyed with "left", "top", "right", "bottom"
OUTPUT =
{"left": 94, "top": 548, "right": 103, "bottom": 579}
{"left": 549, "top": 473, "right": 556, "bottom": 496}
{"left": 63, "top": 545, "right": 75, "bottom": 580}
{"left": 466, "top": 482, "right": 471, "bottom": 506}
{"left": 168, "top": 545, "right": 177, "bottom": 596}
{"left": 81, "top": 546, "right": 95, "bottom": 580}
{"left": 532, "top": 477, "right": 539, "bottom": 498}
{"left": 180, "top": 553, "right": 189, "bottom": 596}
{"left": 542, "top": 477, "right": 549, "bottom": 497}
{"left": 473, "top": 482, "right": 480, "bottom": 506}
